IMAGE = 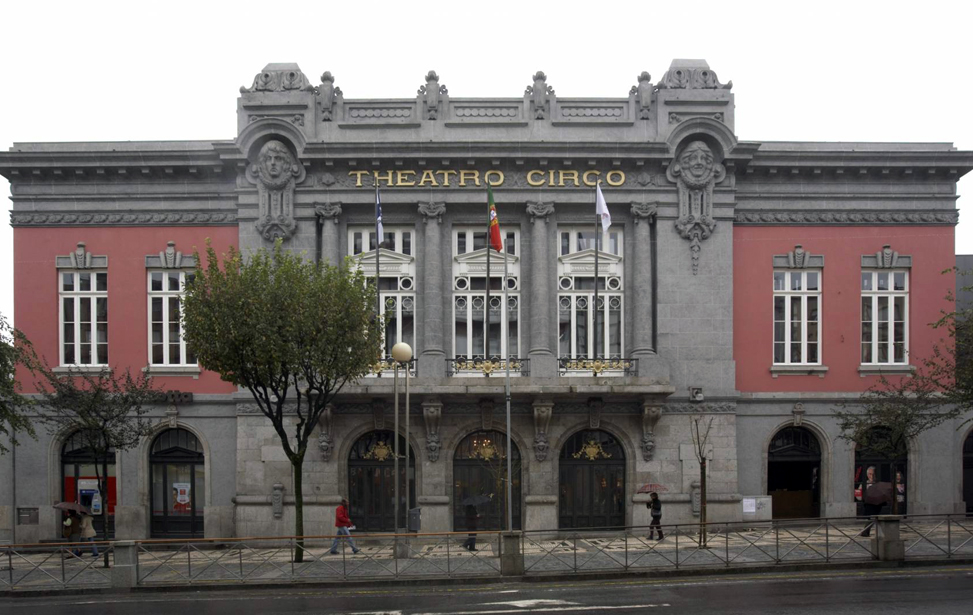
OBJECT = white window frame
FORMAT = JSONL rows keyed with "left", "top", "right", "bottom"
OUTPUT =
{"left": 59, "top": 270, "right": 108, "bottom": 367}
{"left": 773, "top": 269, "right": 822, "bottom": 365}
{"left": 861, "top": 269, "right": 909, "bottom": 365}
{"left": 147, "top": 270, "right": 196, "bottom": 367}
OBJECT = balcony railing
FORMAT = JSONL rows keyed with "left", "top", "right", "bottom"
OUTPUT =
{"left": 368, "top": 358, "right": 417, "bottom": 378}
{"left": 446, "top": 356, "right": 529, "bottom": 377}
{"left": 558, "top": 357, "right": 638, "bottom": 377}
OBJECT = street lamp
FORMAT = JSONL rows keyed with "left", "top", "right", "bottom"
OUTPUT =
{"left": 391, "top": 342, "right": 412, "bottom": 534}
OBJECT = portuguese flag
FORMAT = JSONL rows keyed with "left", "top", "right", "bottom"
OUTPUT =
{"left": 488, "top": 187, "right": 503, "bottom": 252}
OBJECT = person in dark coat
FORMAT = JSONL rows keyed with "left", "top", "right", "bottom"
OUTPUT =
{"left": 647, "top": 492, "right": 664, "bottom": 540}
{"left": 859, "top": 466, "right": 890, "bottom": 537}
{"left": 462, "top": 505, "right": 479, "bottom": 551}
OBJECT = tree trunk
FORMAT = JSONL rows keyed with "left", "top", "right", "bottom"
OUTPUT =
{"left": 101, "top": 457, "right": 110, "bottom": 568}
{"left": 293, "top": 460, "right": 304, "bottom": 563}
{"left": 700, "top": 458, "right": 708, "bottom": 548}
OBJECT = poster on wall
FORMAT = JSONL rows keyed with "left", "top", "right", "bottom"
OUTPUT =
{"left": 172, "top": 483, "right": 191, "bottom": 514}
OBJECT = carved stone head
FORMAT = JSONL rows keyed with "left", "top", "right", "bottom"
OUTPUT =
{"left": 259, "top": 140, "right": 292, "bottom": 179}
{"left": 677, "top": 141, "right": 716, "bottom": 185}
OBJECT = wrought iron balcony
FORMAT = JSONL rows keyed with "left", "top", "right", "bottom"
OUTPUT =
{"left": 558, "top": 356, "right": 638, "bottom": 377}
{"left": 368, "top": 357, "right": 417, "bottom": 378}
{"left": 446, "top": 356, "right": 529, "bottom": 377}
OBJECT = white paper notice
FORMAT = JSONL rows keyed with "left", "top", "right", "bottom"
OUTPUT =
{"left": 743, "top": 498, "right": 756, "bottom": 513}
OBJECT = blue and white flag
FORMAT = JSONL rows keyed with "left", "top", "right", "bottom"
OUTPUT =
{"left": 375, "top": 187, "right": 384, "bottom": 245}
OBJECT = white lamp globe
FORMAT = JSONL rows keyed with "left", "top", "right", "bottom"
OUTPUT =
{"left": 391, "top": 342, "right": 413, "bottom": 363}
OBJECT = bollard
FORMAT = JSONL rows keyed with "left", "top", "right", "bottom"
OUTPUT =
{"left": 394, "top": 531, "right": 411, "bottom": 559}
{"left": 500, "top": 532, "right": 524, "bottom": 576}
{"left": 111, "top": 541, "right": 138, "bottom": 589}
{"left": 874, "top": 515, "right": 905, "bottom": 561}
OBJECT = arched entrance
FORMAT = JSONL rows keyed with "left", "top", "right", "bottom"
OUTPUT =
{"left": 768, "top": 426, "right": 821, "bottom": 519}
{"left": 855, "top": 426, "right": 908, "bottom": 515}
{"left": 61, "top": 431, "right": 116, "bottom": 538}
{"left": 150, "top": 428, "right": 205, "bottom": 538}
{"left": 559, "top": 429, "right": 625, "bottom": 529}
{"left": 963, "top": 430, "right": 973, "bottom": 514}
{"left": 453, "top": 430, "right": 522, "bottom": 531}
{"left": 348, "top": 430, "right": 415, "bottom": 531}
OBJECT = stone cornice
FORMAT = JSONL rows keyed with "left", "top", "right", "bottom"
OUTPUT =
{"left": 734, "top": 210, "right": 959, "bottom": 226}
{"left": 10, "top": 210, "right": 238, "bottom": 227}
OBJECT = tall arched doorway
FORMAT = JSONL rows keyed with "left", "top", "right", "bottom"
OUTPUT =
{"left": 453, "top": 430, "right": 522, "bottom": 531}
{"left": 61, "top": 431, "right": 115, "bottom": 538}
{"left": 559, "top": 430, "right": 625, "bottom": 529}
{"left": 855, "top": 426, "right": 908, "bottom": 515}
{"left": 150, "top": 428, "right": 205, "bottom": 538}
{"left": 963, "top": 430, "right": 973, "bottom": 514}
{"left": 768, "top": 426, "right": 821, "bottom": 519}
{"left": 348, "top": 430, "right": 415, "bottom": 531}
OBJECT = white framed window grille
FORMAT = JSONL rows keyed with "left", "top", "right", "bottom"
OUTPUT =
{"left": 451, "top": 227, "right": 520, "bottom": 361}
{"left": 59, "top": 271, "right": 108, "bottom": 366}
{"left": 348, "top": 226, "right": 416, "bottom": 360}
{"left": 557, "top": 227, "right": 624, "bottom": 359}
{"left": 773, "top": 270, "right": 822, "bottom": 364}
{"left": 861, "top": 270, "right": 909, "bottom": 364}
{"left": 147, "top": 271, "right": 197, "bottom": 366}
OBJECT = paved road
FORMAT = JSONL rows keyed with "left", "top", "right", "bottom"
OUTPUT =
{"left": 4, "top": 565, "right": 973, "bottom": 614}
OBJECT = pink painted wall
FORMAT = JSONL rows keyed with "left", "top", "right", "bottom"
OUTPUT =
{"left": 14, "top": 226, "right": 238, "bottom": 394}
{"left": 734, "top": 225, "right": 955, "bottom": 392}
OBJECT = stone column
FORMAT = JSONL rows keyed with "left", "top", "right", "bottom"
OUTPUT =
{"left": 419, "top": 203, "right": 447, "bottom": 378}
{"left": 630, "top": 202, "right": 657, "bottom": 360}
{"left": 314, "top": 203, "right": 342, "bottom": 266}
{"left": 527, "top": 201, "right": 555, "bottom": 377}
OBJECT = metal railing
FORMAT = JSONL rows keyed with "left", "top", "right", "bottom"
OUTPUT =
{"left": 0, "top": 541, "right": 114, "bottom": 591}
{"left": 368, "top": 357, "right": 417, "bottom": 378}
{"left": 900, "top": 514, "right": 973, "bottom": 559}
{"left": 558, "top": 357, "right": 638, "bottom": 377}
{"left": 446, "top": 357, "right": 529, "bottom": 377}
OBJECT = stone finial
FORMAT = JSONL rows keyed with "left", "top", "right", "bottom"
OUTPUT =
{"left": 658, "top": 59, "right": 732, "bottom": 90}
{"left": 318, "top": 71, "right": 342, "bottom": 121}
{"left": 630, "top": 71, "right": 652, "bottom": 119}
{"left": 418, "top": 70, "right": 448, "bottom": 120}
{"left": 525, "top": 71, "right": 554, "bottom": 119}
{"left": 241, "top": 63, "right": 313, "bottom": 93}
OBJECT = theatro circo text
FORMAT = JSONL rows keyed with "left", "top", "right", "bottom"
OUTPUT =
{"left": 348, "top": 169, "right": 625, "bottom": 188}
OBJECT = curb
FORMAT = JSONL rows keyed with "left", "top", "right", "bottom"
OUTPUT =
{"left": 4, "top": 557, "right": 973, "bottom": 599}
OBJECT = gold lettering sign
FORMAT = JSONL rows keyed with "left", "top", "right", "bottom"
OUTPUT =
{"left": 349, "top": 169, "right": 625, "bottom": 188}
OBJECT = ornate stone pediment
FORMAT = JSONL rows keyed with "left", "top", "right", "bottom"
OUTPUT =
{"left": 558, "top": 248, "right": 622, "bottom": 278}
{"left": 352, "top": 248, "right": 415, "bottom": 277}
{"left": 453, "top": 248, "right": 519, "bottom": 277}
{"left": 241, "top": 63, "right": 313, "bottom": 93}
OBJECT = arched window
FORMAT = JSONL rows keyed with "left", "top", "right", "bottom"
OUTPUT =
{"left": 61, "top": 431, "right": 115, "bottom": 538}
{"left": 768, "top": 426, "right": 822, "bottom": 518}
{"left": 453, "top": 430, "right": 522, "bottom": 531}
{"left": 150, "top": 428, "right": 205, "bottom": 538}
{"left": 559, "top": 430, "right": 625, "bottom": 529}
{"left": 348, "top": 430, "right": 415, "bottom": 531}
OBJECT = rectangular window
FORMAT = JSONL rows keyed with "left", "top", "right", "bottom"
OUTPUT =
{"left": 147, "top": 271, "right": 196, "bottom": 366}
{"left": 772, "top": 270, "right": 821, "bottom": 365}
{"left": 60, "top": 271, "right": 108, "bottom": 366}
{"left": 861, "top": 270, "right": 908, "bottom": 364}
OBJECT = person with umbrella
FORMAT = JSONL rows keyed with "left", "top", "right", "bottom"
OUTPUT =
{"left": 859, "top": 466, "right": 892, "bottom": 537}
{"left": 460, "top": 494, "right": 490, "bottom": 552}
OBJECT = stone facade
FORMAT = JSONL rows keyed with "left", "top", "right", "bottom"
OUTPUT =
{"left": 2, "top": 60, "right": 972, "bottom": 542}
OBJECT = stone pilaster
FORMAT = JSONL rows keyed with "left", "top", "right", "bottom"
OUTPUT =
{"left": 315, "top": 202, "right": 342, "bottom": 266}
{"left": 630, "top": 202, "right": 657, "bottom": 360}
{"left": 419, "top": 202, "right": 446, "bottom": 377}
{"left": 527, "top": 201, "right": 555, "bottom": 377}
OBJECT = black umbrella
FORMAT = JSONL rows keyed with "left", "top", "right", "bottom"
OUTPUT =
{"left": 461, "top": 494, "right": 493, "bottom": 507}
{"left": 53, "top": 501, "right": 90, "bottom": 514}
{"left": 863, "top": 482, "right": 893, "bottom": 506}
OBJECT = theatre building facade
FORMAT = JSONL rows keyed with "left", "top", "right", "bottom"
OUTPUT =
{"left": 3, "top": 60, "right": 973, "bottom": 542}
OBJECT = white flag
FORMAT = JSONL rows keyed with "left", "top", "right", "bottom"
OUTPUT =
{"left": 595, "top": 182, "right": 611, "bottom": 232}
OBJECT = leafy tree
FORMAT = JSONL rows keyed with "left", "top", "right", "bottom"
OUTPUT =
{"left": 0, "top": 313, "right": 36, "bottom": 454}
{"left": 689, "top": 415, "right": 713, "bottom": 547}
{"left": 924, "top": 268, "right": 973, "bottom": 418}
{"left": 182, "top": 242, "right": 382, "bottom": 561}
{"left": 34, "top": 365, "right": 159, "bottom": 564}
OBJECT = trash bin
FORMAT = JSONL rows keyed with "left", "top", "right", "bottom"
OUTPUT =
{"left": 408, "top": 507, "right": 421, "bottom": 532}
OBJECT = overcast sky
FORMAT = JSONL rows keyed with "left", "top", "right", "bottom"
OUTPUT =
{"left": 2, "top": 0, "right": 971, "bottom": 324}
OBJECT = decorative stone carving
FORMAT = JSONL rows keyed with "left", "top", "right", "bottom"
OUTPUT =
{"left": 418, "top": 70, "right": 448, "bottom": 120}
{"left": 532, "top": 399, "right": 554, "bottom": 461}
{"left": 735, "top": 210, "right": 959, "bottom": 226}
{"left": 664, "top": 402, "right": 736, "bottom": 414}
{"left": 658, "top": 65, "right": 731, "bottom": 90}
{"left": 880, "top": 244, "right": 898, "bottom": 268}
{"left": 525, "top": 71, "right": 554, "bottom": 120}
{"left": 630, "top": 202, "right": 658, "bottom": 224}
{"left": 372, "top": 400, "right": 385, "bottom": 430}
{"left": 12, "top": 211, "right": 237, "bottom": 227}
{"left": 242, "top": 64, "right": 313, "bottom": 93}
{"left": 317, "top": 404, "right": 335, "bottom": 461}
{"left": 630, "top": 71, "right": 652, "bottom": 119}
{"left": 690, "top": 480, "right": 701, "bottom": 516}
{"left": 314, "top": 202, "right": 342, "bottom": 224}
{"left": 69, "top": 242, "right": 92, "bottom": 269}
{"left": 526, "top": 201, "right": 555, "bottom": 222}
{"left": 318, "top": 71, "right": 342, "bottom": 121}
{"left": 641, "top": 403, "right": 663, "bottom": 461}
{"left": 165, "top": 406, "right": 178, "bottom": 429}
{"left": 272, "top": 483, "right": 285, "bottom": 519}
{"left": 772, "top": 245, "right": 824, "bottom": 269}
{"left": 422, "top": 400, "right": 443, "bottom": 462}
{"left": 418, "top": 201, "right": 446, "bottom": 224}
{"left": 320, "top": 172, "right": 337, "bottom": 186}
{"left": 159, "top": 241, "right": 184, "bottom": 269}
{"left": 246, "top": 140, "right": 305, "bottom": 242}
{"left": 588, "top": 398, "right": 603, "bottom": 429}
{"left": 480, "top": 400, "right": 494, "bottom": 430}
{"left": 668, "top": 141, "right": 725, "bottom": 275}
{"left": 792, "top": 402, "right": 805, "bottom": 427}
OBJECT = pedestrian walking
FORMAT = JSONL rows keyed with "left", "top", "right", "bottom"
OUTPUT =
{"left": 859, "top": 466, "right": 891, "bottom": 537}
{"left": 63, "top": 511, "right": 81, "bottom": 557}
{"left": 330, "top": 497, "right": 361, "bottom": 555}
{"left": 462, "top": 504, "right": 479, "bottom": 552}
{"left": 647, "top": 492, "right": 664, "bottom": 540}
{"left": 79, "top": 511, "right": 99, "bottom": 556}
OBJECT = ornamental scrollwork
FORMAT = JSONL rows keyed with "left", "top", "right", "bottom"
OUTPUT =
{"left": 526, "top": 201, "right": 555, "bottom": 221}
{"left": 418, "top": 70, "right": 448, "bottom": 120}
{"left": 668, "top": 140, "right": 725, "bottom": 275}
{"left": 525, "top": 71, "right": 554, "bottom": 120}
{"left": 733, "top": 210, "right": 959, "bottom": 225}
{"left": 418, "top": 201, "right": 446, "bottom": 223}
{"left": 572, "top": 439, "right": 612, "bottom": 461}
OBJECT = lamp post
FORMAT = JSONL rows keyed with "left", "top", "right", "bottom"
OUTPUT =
{"left": 391, "top": 342, "right": 412, "bottom": 534}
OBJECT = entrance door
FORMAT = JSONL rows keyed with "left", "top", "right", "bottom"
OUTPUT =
{"left": 348, "top": 431, "right": 415, "bottom": 531}
{"left": 559, "top": 430, "right": 625, "bottom": 529}
{"left": 61, "top": 431, "right": 116, "bottom": 538}
{"left": 150, "top": 428, "right": 205, "bottom": 538}
{"left": 768, "top": 426, "right": 821, "bottom": 519}
{"left": 452, "top": 431, "right": 522, "bottom": 531}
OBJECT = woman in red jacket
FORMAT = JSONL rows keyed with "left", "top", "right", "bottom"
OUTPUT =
{"left": 330, "top": 498, "right": 360, "bottom": 554}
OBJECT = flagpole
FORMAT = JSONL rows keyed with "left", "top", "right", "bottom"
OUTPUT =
{"left": 375, "top": 183, "right": 383, "bottom": 357}
{"left": 485, "top": 197, "right": 492, "bottom": 362}
{"left": 503, "top": 239, "right": 512, "bottom": 533}
{"left": 594, "top": 183, "right": 600, "bottom": 361}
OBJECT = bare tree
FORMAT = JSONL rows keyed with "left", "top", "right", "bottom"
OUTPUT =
{"left": 690, "top": 415, "right": 714, "bottom": 548}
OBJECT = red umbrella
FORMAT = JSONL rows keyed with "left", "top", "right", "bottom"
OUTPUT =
{"left": 53, "top": 501, "right": 90, "bottom": 514}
